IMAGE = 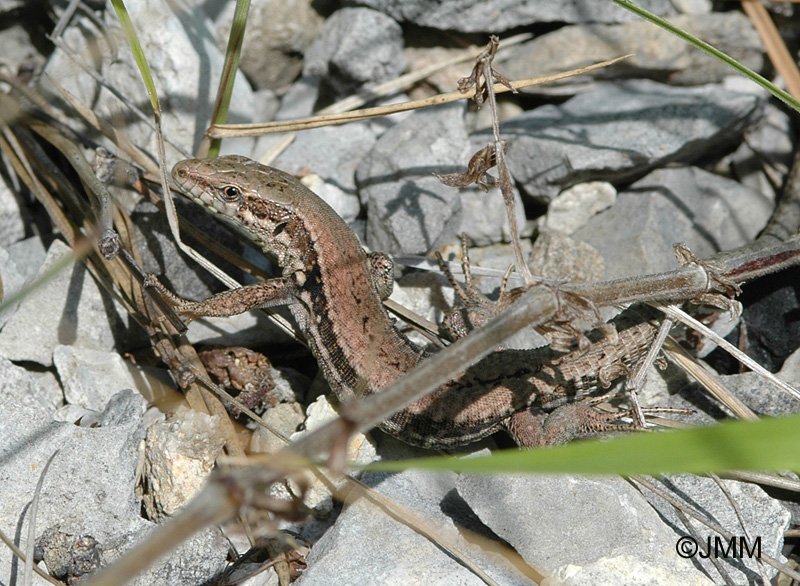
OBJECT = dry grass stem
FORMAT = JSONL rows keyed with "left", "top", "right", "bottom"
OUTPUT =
{"left": 207, "top": 56, "right": 632, "bottom": 139}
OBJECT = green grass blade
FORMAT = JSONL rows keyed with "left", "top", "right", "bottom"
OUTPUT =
{"left": 206, "top": 0, "right": 251, "bottom": 157}
{"left": 108, "top": 0, "right": 160, "bottom": 113}
{"left": 367, "top": 414, "right": 800, "bottom": 475}
{"left": 609, "top": 0, "right": 800, "bottom": 113}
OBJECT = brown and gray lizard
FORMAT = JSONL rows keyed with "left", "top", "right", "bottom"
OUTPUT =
{"left": 159, "top": 155, "right": 658, "bottom": 449}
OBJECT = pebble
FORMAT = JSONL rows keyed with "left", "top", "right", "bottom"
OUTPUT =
{"left": 499, "top": 12, "right": 763, "bottom": 91}
{"left": 141, "top": 406, "right": 227, "bottom": 520}
{"left": 215, "top": 0, "right": 323, "bottom": 90}
{"left": 499, "top": 79, "right": 765, "bottom": 201}
{"left": 303, "top": 7, "right": 405, "bottom": 96}
{"left": 0, "top": 240, "right": 139, "bottom": 366}
{"left": 358, "top": 102, "right": 471, "bottom": 255}
{"left": 575, "top": 165, "right": 773, "bottom": 278}
{"left": 542, "top": 181, "right": 617, "bottom": 234}
{"left": 1, "top": 3, "right": 797, "bottom": 586}
{"left": 350, "top": 0, "right": 698, "bottom": 32}
{"left": 458, "top": 473, "right": 716, "bottom": 585}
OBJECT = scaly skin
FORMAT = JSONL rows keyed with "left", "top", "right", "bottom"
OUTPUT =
{"left": 170, "top": 155, "right": 657, "bottom": 448}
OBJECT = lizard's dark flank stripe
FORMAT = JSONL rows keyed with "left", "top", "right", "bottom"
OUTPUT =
{"left": 171, "top": 156, "right": 658, "bottom": 449}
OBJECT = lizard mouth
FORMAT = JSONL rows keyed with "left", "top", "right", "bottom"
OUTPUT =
{"left": 172, "top": 158, "right": 222, "bottom": 212}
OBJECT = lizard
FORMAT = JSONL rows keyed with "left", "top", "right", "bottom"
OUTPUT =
{"left": 157, "top": 154, "right": 660, "bottom": 449}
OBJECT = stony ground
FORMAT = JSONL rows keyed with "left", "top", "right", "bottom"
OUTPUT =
{"left": 1, "top": 1, "right": 799, "bottom": 585}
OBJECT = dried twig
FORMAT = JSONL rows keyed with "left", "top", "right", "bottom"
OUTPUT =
{"left": 440, "top": 36, "right": 533, "bottom": 284}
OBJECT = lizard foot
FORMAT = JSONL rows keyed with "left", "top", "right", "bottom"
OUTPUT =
{"left": 505, "top": 402, "right": 687, "bottom": 447}
{"left": 436, "top": 233, "right": 521, "bottom": 341}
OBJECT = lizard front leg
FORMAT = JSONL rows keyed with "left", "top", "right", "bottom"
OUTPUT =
{"left": 144, "top": 275, "right": 296, "bottom": 322}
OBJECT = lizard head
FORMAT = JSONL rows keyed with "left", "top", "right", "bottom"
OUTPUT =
{"left": 172, "top": 156, "right": 307, "bottom": 271}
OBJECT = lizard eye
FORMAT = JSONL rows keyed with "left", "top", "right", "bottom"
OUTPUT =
{"left": 220, "top": 185, "right": 241, "bottom": 202}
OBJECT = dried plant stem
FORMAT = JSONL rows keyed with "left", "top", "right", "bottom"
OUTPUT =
{"left": 659, "top": 304, "right": 800, "bottom": 400}
{"left": 86, "top": 228, "right": 800, "bottom": 586}
{"left": 86, "top": 138, "right": 800, "bottom": 585}
{"left": 632, "top": 475, "right": 800, "bottom": 582}
{"left": 207, "top": 56, "right": 631, "bottom": 139}
{"left": 740, "top": 0, "right": 800, "bottom": 99}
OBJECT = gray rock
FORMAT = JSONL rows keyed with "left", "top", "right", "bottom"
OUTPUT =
{"left": 528, "top": 230, "right": 605, "bottom": 284}
{"left": 730, "top": 264, "right": 800, "bottom": 373}
{"left": 0, "top": 237, "right": 46, "bottom": 329}
{"left": 276, "top": 76, "right": 320, "bottom": 121}
{"left": 295, "top": 467, "right": 522, "bottom": 586}
{"left": 726, "top": 102, "right": 795, "bottom": 200}
{"left": 499, "top": 12, "right": 763, "bottom": 91}
{"left": 120, "top": 528, "right": 228, "bottom": 586}
{"left": 358, "top": 103, "right": 471, "bottom": 255}
{"left": 215, "top": 0, "right": 323, "bottom": 90}
{"left": 0, "top": 240, "right": 137, "bottom": 366}
{"left": 682, "top": 348, "right": 800, "bottom": 417}
{"left": 0, "top": 0, "right": 25, "bottom": 10}
{"left": 0, "top": 396, "right": 142, "bottom": 551}
{"left": 403, "top": 38, "right": 486, "bottom": 95}
{"left": 249, "top": 401, "right": 306, "bottom": 453}
{"left": 40, "top": 0, "right": 256, "bottom": 160}
{"left": 392, "top": 269, "right": 455, "bottom": 330}
{"left": 252, "top": 88, "right": 281, "bottom": 124}
{"left": 0, "top": 176, "right": 24, "bottom": 247}
{"left": 304, "top": 7, "right": 405, "bottom": 95}
{"left": 777, "top": 347, "right": 800, "bottom": 392}
{"left": 6, "top": 235, "right": 46, "bottom": 283}
{"left": 717, "top": 371, "right": 800, "bottom": 417}
{"left": 457, "top": 474, "right": 712, "bottom": 585}
{"left": 640, "top": 475, "right": 790, "bottom": 584}
{"left": 499, "top": 80, "right": 764, "bottom": 201}
{"left": 542, "top": 181, "right": 617, "bottom": 234}
{"left": 285, "top": 394, "right": 378, "bottom": 515}
{"left": 0, "top": 8, "right": 44, "bottom": 73}
{"left": 455, "top": 177, "right": 527, "bottom": 248}
{"left": 271, "top": 120, "right": 382, "bottom": 222}
{"left": 574, "top": 166, "right": 773, "bottom": 278}
{"left": 0, "top": 391, "right": 226, "bottom": 585}
{"left": 53, "top": 345, "right": 137, "bottom": 411}
{"left": 0, "top": 245, "right": 25, "bottom": 328}
{"left": 350, "top": 0, "right": 688, "bottom": 31}
{"left": 260, "top": 71, "right": 415, "bottom": 223}
{"left": 131, "top": 198, "right": 247, "bottom": 301}
{"left": 0, "top": 355, "right": 62, "bottom": 414}
{"left": 254, "top": 76, "right": 319, "bottom": 162}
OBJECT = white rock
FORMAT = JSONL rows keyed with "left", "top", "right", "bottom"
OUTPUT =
{"left": 544, "top": 182, "right": 617, "bottom": 234}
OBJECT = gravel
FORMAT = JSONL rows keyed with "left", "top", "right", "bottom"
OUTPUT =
{"left": 1, "top": 2, "right": 797, "bottom": 585}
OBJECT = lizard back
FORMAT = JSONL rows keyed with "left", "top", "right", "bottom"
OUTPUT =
{"left": 172, "top": 156, "right": 657, "bottom": 448}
